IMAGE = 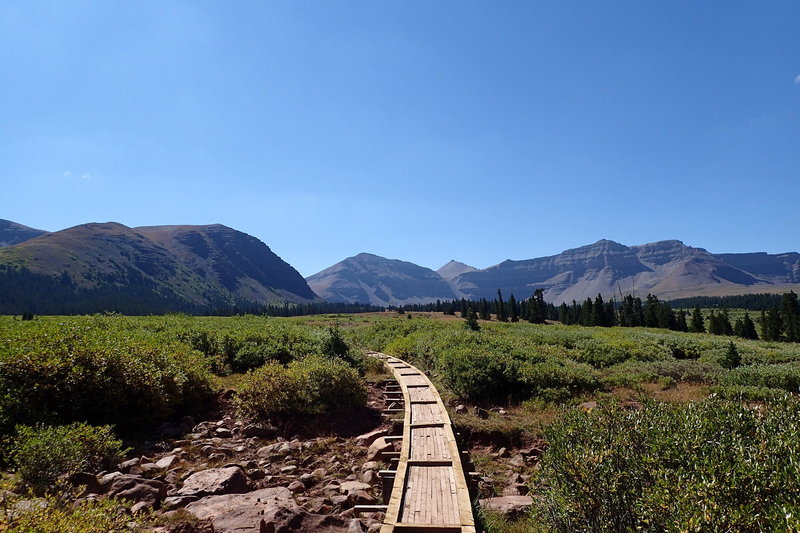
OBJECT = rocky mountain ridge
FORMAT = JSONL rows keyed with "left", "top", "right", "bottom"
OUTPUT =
{"left": 309, "top": 240, "right": 800, "bottom": 306}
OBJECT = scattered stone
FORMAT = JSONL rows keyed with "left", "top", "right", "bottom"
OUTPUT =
{"left": 162, "top": 495, "right": 200, "bottom": 511}
{"left": 360, "top": 462, "right": 378, "bottom": 473}
{"left": 354, "top": 429, "right": 389, "bottom": 448}
{"left": 479, "top": 495, "right": 533, "bottom": 519}
{"left": 339, "top": 481, "right": 371, "bottom": 494}
{"left": 247, "top": 468, "right": 266, "bottom": 481}
{"left": 496, "top": 447, "right": 509, "bottom": 458}
{"left": 280, "top": 465, "right": 298, "bottom": 474}
{"left": 155, "top": 455, "right": 179, "bottom": 470}
{"left": 288, "top": 480, "right": 306, "bottom": 493}
{"left": 178, "top": 466, "right": 249, "bottom": 497}
{"left": 579, "top": 401, "right": 598, "bottom": 411}
{"left": 455, "top": 404, "right": 466, "bottom": 414}
{"left": 346, "top": 490, "right": 376, "bottom": 507}
{"left": 362, "top": 470, "right": 377, "bottom": 484}
{"left": 118, "top": 458, "right": 141, "bottom": 474}
{"left": 215, "top": 428, "right": 233, "bottom": 439}
{"left": 509, "top": 455, "right": 526, "bottom": 468}
{"left": 366, "top": 438, "right": 393, "bottom": 462}
{"left": 106, "top": 474, "right": 167, "bottom": 506}
{"left": 68, "top": 472, "right": 100, "bottom": 494}
{"left": 185, "top": 487, "right": 360, "bottom": 533}
{"left": 99, "top": 471, "right": 124, "bottom": 492}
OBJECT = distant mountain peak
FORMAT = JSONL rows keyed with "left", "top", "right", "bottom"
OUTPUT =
{"left": 307, "top": 253, "right": 457, "bottom": 306}
{"left": 437, "top": 260, "right": 478, "bottom": 281}
{"left": 0, "top": 219, "right": 48, "bottom": 247}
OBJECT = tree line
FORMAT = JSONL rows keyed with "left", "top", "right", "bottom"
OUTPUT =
{"left": 399, "top": 289, "right": 800, "bottom": 343}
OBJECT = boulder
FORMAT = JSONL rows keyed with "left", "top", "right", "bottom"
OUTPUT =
{"left": 68, "top": 472, "right": 100, "bottom": 494}
{"left": 156, "top": 455, "right": 180, "bottom": 470}
{"left": 118, "top": 457, "right": 141, "bottom": 473}
{"left": 354, "top": 429, "right": 389, "bottom": 447}
{"left": 179, "top": 466, "right": 249, "bottom": 497}
{"left": 107, "top": 474, "right": 168, "bottom": 506}
{"left": 366, "top": 438, "right": 393, "bottom": 462}
{"left": 288, "top": 480, "right": 305, "bottom": 493}
{"left": 346, "top": 490, "right": 376, "bottom": 507}
{"left": 185, "top": 487, "right": 361, "bottom": 533}
{"left": 242, "top": 423, "right": 278, "bottom": 439}
{"left": 339, "top": 481, "right": 371, "bottom": 495}
{"left": 479, "top": 495, "right": 533, "bottom": 519}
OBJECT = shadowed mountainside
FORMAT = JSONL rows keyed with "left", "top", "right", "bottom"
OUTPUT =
{"left": 0, "top": 221, "right": 319, "bottom": 314}
{"left": 0, "top": 219, "right": 47, "bottom": 247}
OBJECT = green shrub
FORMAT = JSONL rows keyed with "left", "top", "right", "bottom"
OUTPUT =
{"left": 295, "top": 355, "right": 367, "bottom": 412}
{"left": 236, "top": 356, "right": 366, "bottom": 420}
{"left": 723, "top": 362, "right": 800, "bottom": 392}
{"left": 7, "top": 423, "right": 126, "bottom": 493}
{"left": 232, "top": 342, "right": 292, "bottom": 372}
{"left": 0, "top": 494, "right": 136, "bottom": 532}
{"left": 532, "top": 398, "right": 800, "bottom": 532}
{"left": 518, "top": 358, "right": 600, "bottom": 400}
{"left": 0, "top": 322, "right": 214, "bottom": 435}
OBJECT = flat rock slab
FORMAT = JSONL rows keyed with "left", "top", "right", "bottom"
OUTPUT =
{"left": 107, "top": 474, "right": 167, "bottom": 505}
{"left": 179, "top": 466, "right": 249, "bottom": 497}
{"left": 479, "top": 495, "right": 533, "bottom": 519}
{"left": 185, "top": 487, "right": 362, "bottom": 533}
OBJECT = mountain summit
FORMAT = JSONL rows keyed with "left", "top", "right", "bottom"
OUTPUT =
{"left": 306, "top": 253, "right": 457, "bottom": 306}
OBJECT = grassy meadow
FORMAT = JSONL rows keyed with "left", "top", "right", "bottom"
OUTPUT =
{"left": 2, "top": 312, "right": 800, "bottom": 531}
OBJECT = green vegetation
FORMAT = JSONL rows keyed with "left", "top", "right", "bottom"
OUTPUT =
{"left": 528, "top": 398, "right": 800, "bottom": 532}
{"left": 6, "top": 423, "right": 126, "bottom": 493}
{"left": 235, "top": 355, "right": 366, "bottom": 421}
{"left": 0, "top": 493, "right": 138, "bottom": 532}
{"left": 2, "top": 311, "right": 800, "bottom": 531}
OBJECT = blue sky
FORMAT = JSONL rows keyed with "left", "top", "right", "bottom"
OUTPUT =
{"left": 2, "top": 1, "right": 799, "bottom": 276}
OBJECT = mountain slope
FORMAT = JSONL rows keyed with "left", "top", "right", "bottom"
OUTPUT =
{"left": 307, "top": 253, "right": 457, "bottom": 306}
{"left": 0, "top": 222, "right": 319, "bottom": 314}
{"left": 0, "top": 219, "right": 47, "bottom": 247}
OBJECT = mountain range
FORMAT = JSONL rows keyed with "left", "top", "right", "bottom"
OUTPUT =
{"left": 3, "top": 218, "right": 799, "bottom": 313}
{"left": 0, "top": 220, "right": 319, "bottom": 314}
{"left": 307, "top": 240, "right": 800, "bottom": 306}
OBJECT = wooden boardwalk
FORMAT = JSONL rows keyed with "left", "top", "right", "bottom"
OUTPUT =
{"left": 375, "top": 353, "right": 475, "bottom": 533}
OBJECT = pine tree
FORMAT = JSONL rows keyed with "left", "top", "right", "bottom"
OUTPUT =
{"left": 675, "top": 310, "right": 688, "bottom": 332}
{"left": 741, "top": 312, "right": 758, "bottom": 340}
{"left": 781, "top": 291, "right": 800, "bottom": 342}
{"left": 593, "top": 294, "right": 606, "bottom": 327}
{"left": 721, "top": 341, "right": 741, "bottom": 369}
{"left": 581, "top": 298, "right": 593, "bottom": 326}
{"left": 464, "top": 308, "right": 480, "bottom": 331}
{"left": 508, "top": 294, "right": 519, "bottom": 322}
{"left": 606, "top": 298, "right": 618, "bottom": 327}
{"left": 479, "top": 298, "right": 491, "bottom": 321}
{"left": 460, "top": 298, "right": 468, "bottom": 318}
{"left": 496, "top": 289, "right": 508, "bottom": 322}
{"left": 690, "top": 307, "right": 705, "bottom": 333}
{"left": 764, "top": 308, "right": 783, "bottom": 341}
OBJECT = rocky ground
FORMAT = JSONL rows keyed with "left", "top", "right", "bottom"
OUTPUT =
{"left": 45, "top": 384, "right": 537, "bottom": 532}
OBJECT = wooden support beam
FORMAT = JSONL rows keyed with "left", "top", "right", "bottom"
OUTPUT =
{"left": 354, "top": 505, "right": 388, "bottom": 514}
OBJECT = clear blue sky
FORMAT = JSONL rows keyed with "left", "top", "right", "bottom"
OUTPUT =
{"left": 2, "top": 2, "right": 799, "bottom": 276}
